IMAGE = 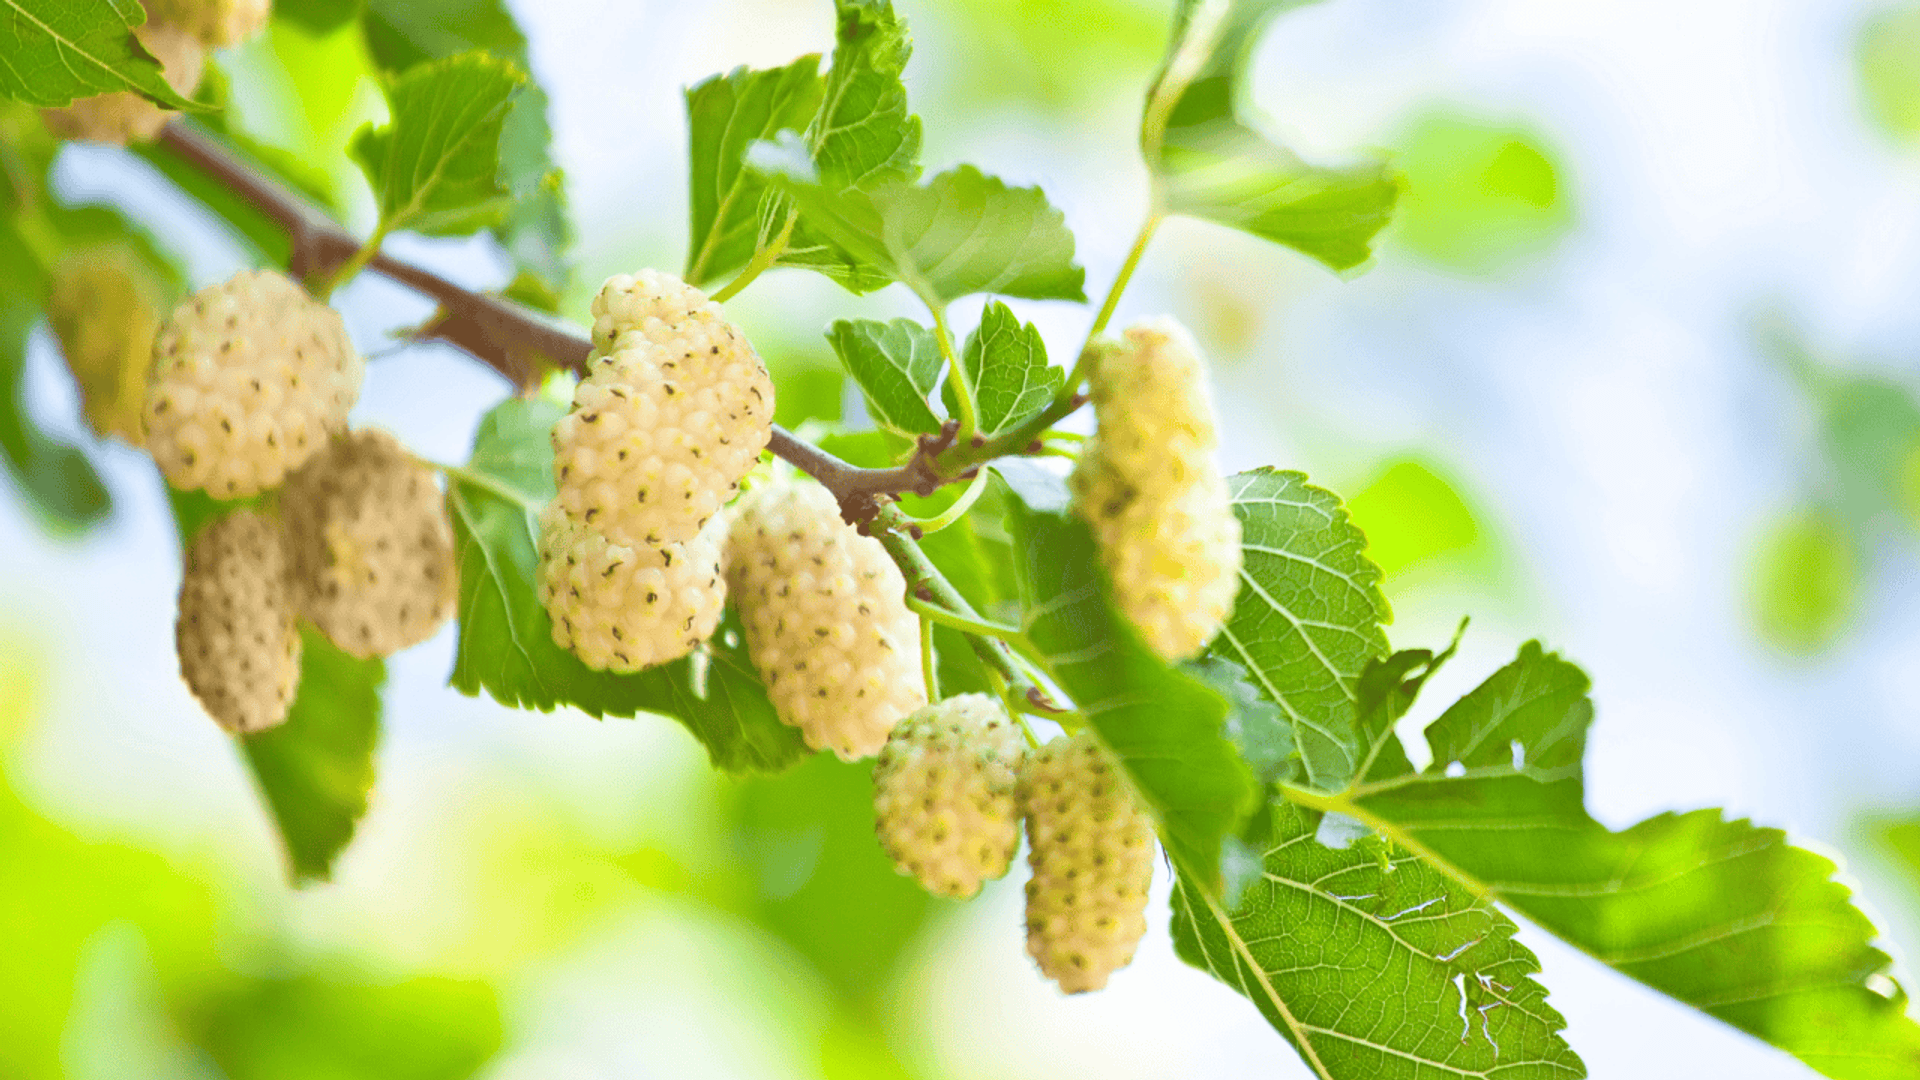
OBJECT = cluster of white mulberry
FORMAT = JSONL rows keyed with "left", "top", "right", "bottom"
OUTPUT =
{"left": 537, "top": 271, "right": 1246, "bottom": 992}
{"left": 43, "top": 0, "right": 271, "bottom": 146}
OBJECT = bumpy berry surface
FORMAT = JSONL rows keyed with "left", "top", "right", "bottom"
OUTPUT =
{"left": 144, "top": 0, "right": 271, "bottom": 47}
{"left": 873, "top": 694, "right": 1026, "bottom": 898}
{"left": 46, "top": 246, "right": 161, "bottom": 445}
{"left": 1020, "top": 730, "right": 1156, "bottom": 994}
{"left": 1070, "top": 318, "right": 1242, "bottom": 661}
{"left": 41, "top": 23, "right": 204, "bottom": 145}
{"left": 281, "top": 430, "right": 456, "bottom": 659}
{"left": 726, "top": 480, "right": 925, "bottom": 760}
{"left": 537, "top": 504, "right": 727, "bottom": 673}
{"left": 175, "top": 509, "right": 301, "bottom": 734}
{"left": 146, "top": 269, "right": 363, "bottom": 498}
{"left": 551, "top": 270, "right": 774, "bottom": 551}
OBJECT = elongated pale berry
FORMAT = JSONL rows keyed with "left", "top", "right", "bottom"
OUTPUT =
{"left": 873, "top": 694, "right": 1026, "bottom": 898}
{"left": 536, "top": 504, "right": 727, "bottom": 673}
{"left": 175, "top": 509, "right": 301, "bottom": 734}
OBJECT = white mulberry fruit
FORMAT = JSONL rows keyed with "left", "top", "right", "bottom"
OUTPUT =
{"left": 873, "top": 694, "right": 1026, "bottom": 898}
{"left": 1070, "top": 318, "right": 1241, "bottom": 661}
{"left": 175, "top": 509, "right": 301, "bottom": 734}
{"left": 537, "top": 504, "right": 727, "bottom": 672}
{"left": 551, "top": 270, "right": 774, "bottom": 551}
{"left": 281, "top": 429, "right": 456, "bottom": 659}
{"left": 726, "top": 479, "right": 924, "bottom": 760}
{"left": 144, "top": 0, "right": 272, "bottom": 48}
{"left": 46, "top": 246, "right": 162, "bottom": 445}
{"left": 42, "top": 23, "right": 204, "bottom": 146}
{"left": 1020, "top": 730, "right": 1156, "bottom": 994}
{"left": 145, "top": 269, "right": 363, "bottom": 498}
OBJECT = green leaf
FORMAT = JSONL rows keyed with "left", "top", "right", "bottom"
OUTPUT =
{"left": 1172, "top": 799, "right": 1586, "bottom": 1079}
{"left": 1006, "top": 493, "right": 1257, "bottom": 891}
{"left": 942, "top": 301, "right": 1063, "bottom": 438}
{"left": 825, "top": 318, "right": 943, "bottom": 436}
{"left": 1343, "top": 457, "right": 1485, "bottom": 577}
{"left": 274, "top": 0, "right": 365, "bottom": 34}
{"left": 1750, "top": 509, "right": 1858, "bottom": 655}
{"left": 360, "top": 0, "right": 524, "bottom": 72}
{"left": 353, "top": 51, "right": 526, "bottom": 236}
{"left": 684, "top": 59, "right": 826, "bottom": 286}
{"left": 0, "top": 218, "right": 111, "bottom": 533}
{"left": 1859, "top": 4, "right": 1920, "bottom": 143}
{"left": 1213, "top": 469, "right": 1390, "bottom": 791}
{"left": 0, "top": 0, "right": 197, "bottom": 109}
{"left": 1185, "top": 655, "right": 1294, "bottom": 785}
{"left": 241, "top": 627, "right": 385, "bottom": 885}
{"left": 1392, "top": 109, "right": 1573, "bottom": 274}
{"left": 445, "top": 397, "right": 808, "bottom": 775}
{"left": 1346, "top": 642, "right": 1920, "bottom": 1078}
{"left": 1144, "top": 0, "right": 1398, "bottom": 271}
{"left": 761, "top": 156, "right": 1087, "bottom": 304}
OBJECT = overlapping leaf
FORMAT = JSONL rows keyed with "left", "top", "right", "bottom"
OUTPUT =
{"left": 826, "top": 317, "right": 943, "bottom": 435}
{"left": 1212, "top": 469, "right": 1390, "bottom": 791}
{"left": 1007, "top": 487, "right": 1256, "bottom": 890}
{"left": 943, "top": 301, "right": 1063, "bottom": 438}
{"left": 684, "top": 58, "right": 826, "bottom": 286}
{"left": 1144, "top": 0, "right": 1398, "bottom": 271}
{"left": 1346, "top": 643, "right": 1920, "bottom": 1078}
{"left": 0, "top": 0, "right": 196, "bottom": 108}
{"left": 1172, "top": 800, "right": 1586, "bottom": 1079}
{"left": 241, "top": 628, "right": 385, "bottom": 885}
{"left": 354, "top": 52, "right": 526, "bottom": 236}
{"left": 444, "top": 398, "right": 807, "bottom": 775}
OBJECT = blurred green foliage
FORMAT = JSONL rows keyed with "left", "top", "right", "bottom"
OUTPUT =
{"left": 1751, "top": 510, "right": 1860, "bottom": 655}
{"left": 1344, "top": 457, "right": 1483, "bottom": 577}
{"left": 1859, "top": 4, "right": 1920, "bottom": 142}
{"left": 1392, "top": 108, "right": 1572, "bottom": 273}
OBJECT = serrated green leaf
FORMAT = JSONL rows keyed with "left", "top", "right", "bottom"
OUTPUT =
{"left": 1185, "top": 655, "right": 1294, "bottom": 784}
{"left": 353, "top": 51, "right": 525, "bottom": 236}
{"left": 1145, "top": 0, "right": 1398, "bottom": 271}
{"left": 942, "top": 301, "right": 1063, "bottom": 438}
{"left": 684, "top": 59, "right": 826, "bottom": 286}
{"left": 1344, "top": 642, "right": 1920, "bottom": 1078}
{"left": 0, "top": 0, "right": 197, "bottom": 109}
{"left": 825, "top": 318, "right": 943, "bottom": 436}
{"left": 1007, "top": 493, "right": 1256, "bottom": 891}
{"left": 1213, "top": 469, "right": 1390, "bottom": 791}
{"left": 445, "top": 397, "right": 808, "bottom": 775}
{"left": 1172, "top": 799, "right": 1586, "bottom": 1079}
{"left": 0, "top": 218, "right": 111, "bottom": 533}
{"left": 241, "top": 627, "right": 385, "bottom": 885}
{"left": 759, "top": 156, "right": 1087, "bottom": 304}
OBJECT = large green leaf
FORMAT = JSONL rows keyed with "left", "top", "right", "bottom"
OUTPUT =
{"left": 1338, "top": 643, "right": 1920, "bottom": 1078}
{"left": 353, "top": 51, "right": 525, "bottom": 236}
{"left": 684, "top": 58, "right": 826, "bottom": 286}
{"left": 1144, "top": 0, "right": 1398, "bottom": 271}
{"left": 1172, "top": 800, "right": 1585, "bottom": 1079}
{"left": 825, "top": 317, "right": 943, "bottom": 436}
{"left": 0, "top": 0, "right": 196, "bottom": 108}
{"left": 1007, "top": 489, "right": 1256, "bottom": 891}
{"left": 445, "top": 397, "right": 807, "bottom": 775}
{"left": 241, "top": 627, "right": 385, "bottom": 885}
{"left": 1212, "top": 469, "right": 1390, "bottom": 791}
{"left": 942, "top": 300, "right": 1063, "bottom": 438}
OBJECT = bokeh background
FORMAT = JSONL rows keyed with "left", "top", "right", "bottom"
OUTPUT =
{"left": 8, "top": 0, "right": 1920, "bottom": 1076}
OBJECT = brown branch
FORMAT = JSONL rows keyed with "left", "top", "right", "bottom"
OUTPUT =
{"left": 154, "top": 118, "right": 964, "bottom": 519}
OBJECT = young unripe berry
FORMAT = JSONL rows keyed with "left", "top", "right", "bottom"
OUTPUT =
{"left": 144, "top": 0, "right": 272, "bottom": 48}
{"left": 726, "top": 479, "right": 925, "bottom": 760}
{"left": 281, "top": 430, "right": 456, "bottom": 659}
{"left": 551, "top": 271, "right": 774, "bottom": 551}
{"left": 41, "top": 23, "right": 204, "bottom": 146}
{"left": 46, "top": 246, "right": 163, "bottom": 445}
{"left": 1070, "top": 319, "right": 1242, "bottom": 661}
{"left": 1020, "top": 730, "right": 1156, "bottom": 994}
{"left": 536, "top": 504, "right": 727, "bottom": 673}
{"left": 175, "top": 509, "right": 301, "bottom": 734}
{"left": 145, "top": 269, "right": 364, "bottom": 499}
{"left": 873, "top": 694, "right": 1026, "bottom": 898}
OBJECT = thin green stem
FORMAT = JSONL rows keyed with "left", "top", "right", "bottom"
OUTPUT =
{"left": 906, "top": 594, "right": 1026, "bottom": 645}
{"left": 929, "top": 304, "right": 977, "bottom": 440}
{"left": 712, "top": 211, "right": 796, "bottom": 303}
{"left": 318, "top": 225, "right": 389, "bottom": 302}
{"left": 1074, "top": 212, "right": 1163, "bottom": 385}
{"left": 419, "top": 456, "right": 541, "bottom": 509}
{"left": 901, "top": 467, "right": 990, "bottom": 535}
{"left": 988, "top": 669, "right": 1043, "bottom": 750}
{"left": 919, "top": 614, "right": 939, "bottom": 703}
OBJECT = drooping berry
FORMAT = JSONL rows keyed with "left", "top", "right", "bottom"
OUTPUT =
{"left": 281, "top": 429, "right": 456, "bottom": 659}
{"left": 726, "top": 479, "right": 924, "bottom": 760}
{"left": 145, "top": 269, "right": 364, "bottom": 499}
{"left": 45, "top": 246, "right": 164, "bottom": 445}
{"left": 143, "top": 0, "right": 272, "bottom": 48}
{"left": 873, "top": 694, "right": 1026, "bottom": 899}
{"left": 1070, "top": 318, "right": 1241, "bottom": 661}
{"left": 1020, "top": 730, "right": 1156, "bottom": 994}
{"left": 550, "top": 270, "right": 774, "bottom": 551}
{"left": 536, "top": 504, "right": 728, "bottom": 673}
{"left": 175, "top": 509, "right": 301, "bottom": 734}
{"left": 41, "top": 23, "right": 205, "bottom": 146}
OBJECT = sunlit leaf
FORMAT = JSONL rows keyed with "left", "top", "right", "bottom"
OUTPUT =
{"left": 1392, "top": 109, "right": 1573, "bottom": 273}
{"left": 1343, "top": 457, "right": 1483, "bottom": 576}
{"left": 826, "top": 317, "right": 944, "bottom": 436}
{"left": 1859, "top": 4, "right": 1920, "bottom": 143}
{"left": 0, "top": 0, "right": 197, "bottom": 108}
{"left": 353, "top": 51, "right": 525, "bottom": 236}
{"left": 1750, "top": 509, "right": 1857, "bottom": 655}
{"left": 942, "top": 301, "right": 1064, "bottom": 438}
{"left": 684, "top": 58, "right": 826, "bottom": 286}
